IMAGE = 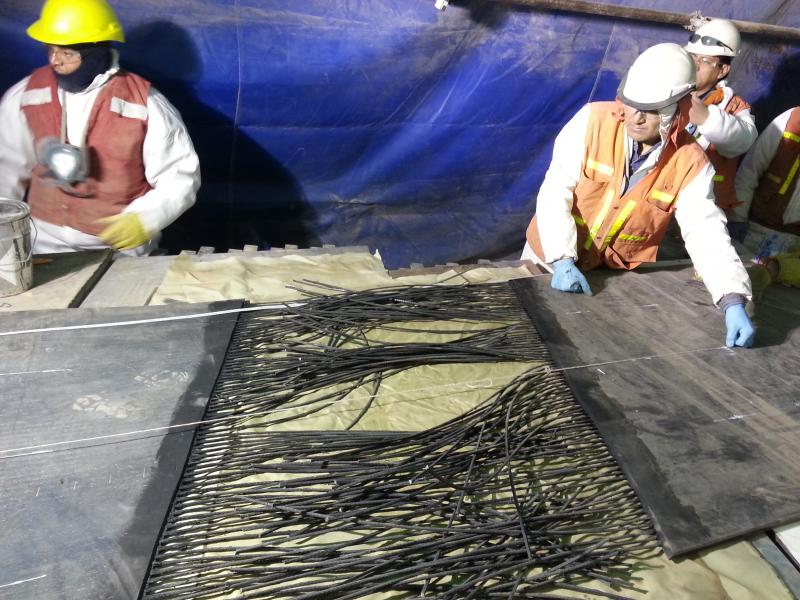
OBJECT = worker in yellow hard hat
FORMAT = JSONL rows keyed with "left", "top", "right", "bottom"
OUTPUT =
{"left": 0, "top": 0, "right": 200, "bottom": 254}
{"left": 521, "top": 44, "right": 755, "bottom": 348}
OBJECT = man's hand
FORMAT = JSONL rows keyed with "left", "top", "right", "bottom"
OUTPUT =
{"left": 688, "top": 93, "right": 710, "bottom": 126}
{"left": 551, "top": 258, "right": 593, "bottom": 295}
{"left": 96, "top": 213, "right": 150, "bottom": 251}
{"left": 724, "top": 304, "right": 755, "bottom": 348}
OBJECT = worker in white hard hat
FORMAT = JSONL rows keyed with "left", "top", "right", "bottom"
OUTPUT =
{"left": 521, "top": 43, "right": 755, "bottom": 348}
{"left": 684, "top": 18, "right": 757, "bottom": 237}
{"left": 0, "top": 0, "right": 200, "bottom": 254}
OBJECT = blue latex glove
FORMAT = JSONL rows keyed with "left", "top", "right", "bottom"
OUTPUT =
{"left": 724, "top": 304, "right": 755, "bottom": 348}
{"left": 551, "top": 258, "right": 593, "bottom": 295}
{"left": 726, "top": 221, "right": 748, "bottom": 243}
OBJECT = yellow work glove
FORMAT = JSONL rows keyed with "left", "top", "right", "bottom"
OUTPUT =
{"left": 96, "top": 213, "right": 151, "bottom": 251}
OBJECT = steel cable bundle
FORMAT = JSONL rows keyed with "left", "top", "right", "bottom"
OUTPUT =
{"left": 143, "top": 282, "right": 658, "bottom": 599}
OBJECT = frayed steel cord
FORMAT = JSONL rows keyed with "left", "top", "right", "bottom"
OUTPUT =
{"left": 141, "top": 283, "right": 658, "bottom": 600}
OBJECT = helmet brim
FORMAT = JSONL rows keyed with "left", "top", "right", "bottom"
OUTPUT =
{"left": 26, "top": 19, "right": 125, "bottom": 45}
{"left": 617, "top": 78, "right": 695, "bottom": 111}
{"left": 684, "top": 41, "right": 737, "bottom": 58}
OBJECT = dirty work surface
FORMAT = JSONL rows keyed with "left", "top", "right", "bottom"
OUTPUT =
{"left": 0, "top": 301, "right": 240, "bottom": 599}
{"left": 511, "top": 267, "right": 800, "bottom": 557}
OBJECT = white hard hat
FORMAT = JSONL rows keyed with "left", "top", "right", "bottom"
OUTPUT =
{"left": 685, "top": 18, "right": 740, "bottom": 57}
{"left": 617, "top": 43, "right": 696, "bottom": 111}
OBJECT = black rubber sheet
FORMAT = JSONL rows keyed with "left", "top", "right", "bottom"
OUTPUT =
{"left": 0, "top": 301, "right": 241, "bottom": 598}
{"left": 511, "top": 267, "right": 800, "bottom": 557}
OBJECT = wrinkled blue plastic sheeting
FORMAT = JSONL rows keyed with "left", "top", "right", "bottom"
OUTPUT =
{"left": 1, "top": 1, "right": 799, "bottom": 267}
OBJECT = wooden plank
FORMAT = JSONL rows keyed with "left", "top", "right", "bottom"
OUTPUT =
{"left": 389, "top": 259, "right": 546, "bottom": 278}
{"left": 0, "top": 250, "right": 112, "bottom": 312}
{"left": 80, "top": 255, "right": 176, "bottom": 308}
{"left": 498, "top": 0, "right": 800, "bottom": 42}
{"left": 753, "top": 533, "right": 800, "bottom": 596}
{"left": 775, "top": 524, "right": 800, "bottom": 569}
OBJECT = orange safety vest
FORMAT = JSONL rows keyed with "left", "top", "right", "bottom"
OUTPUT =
{"left": 748, "top": 107, "right": 800, "bottom": 235}
{"left": 21, "top": 66, "right": 152, "bottom": 236}
{"left": 700, "top": 88, "right": 751, "bottom": 215}
{"left": 526, "top": 100, "right": 708, "bottom": 271}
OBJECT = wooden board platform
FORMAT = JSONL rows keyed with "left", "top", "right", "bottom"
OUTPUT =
{"left": 0, "top": 250, "right": 112, "bottom": 312}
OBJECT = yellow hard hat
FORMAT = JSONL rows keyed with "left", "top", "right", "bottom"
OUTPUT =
{"left": 27, "top": 0, "right": 125, "bottom": 45}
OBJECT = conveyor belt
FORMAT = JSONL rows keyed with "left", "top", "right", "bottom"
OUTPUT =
{"left": 0, "top": 301, "right": 241, "bottom": 598}
{"left": 511, "top": 267, "right": 800, "bottom": 557}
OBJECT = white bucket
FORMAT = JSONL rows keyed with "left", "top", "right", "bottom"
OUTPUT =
{"left": 0, "top": 198, "right": 33, "bottom": 297}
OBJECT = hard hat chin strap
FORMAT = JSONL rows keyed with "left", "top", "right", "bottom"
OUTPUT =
{"left": 658, "top": 107, "right": 677, "bottom": 142}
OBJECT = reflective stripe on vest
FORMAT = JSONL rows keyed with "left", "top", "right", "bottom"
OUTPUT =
{"left": 712, "top": 175, "right": 724, "bottom": 182}
{"left": 618, "top": 233, "right": 648, "bottom": 242}
{"left": 20, "top": 86, "right": 52, "bottom": 107}
{"left": 650, "top": 189, "right": 675, "bottom": 205}
{"left": 784, "top": 130, "right": 800, "bottom": 144}
{"left": 603, "top": 200, "right": 638, "bottom": 249}
{"left": 586, "top": 159, "right": 614, "bottom": 176}
{"left": 780, "top": 156, "right": 800, "bottom": 195}
{"left": 749, "top": 108, "right": 800, "bottom": 233}
{"left": 772, "top": 130, "right": 800, "bottom": 195}
{"left": 583, "top": 188, "right": 615, "bottom": 250}
{"left": 109, "top": 96, "right": 149, "bottom": 120}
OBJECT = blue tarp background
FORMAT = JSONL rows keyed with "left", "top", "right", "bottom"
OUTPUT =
{"left": 2, "top": 0, "right": 800, "bottom": 267}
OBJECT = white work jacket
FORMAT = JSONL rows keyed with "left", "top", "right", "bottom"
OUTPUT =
{"left": 733, "top": 108, "right": 800, "bottom": 225}
{"left": 0, "top": 51, "right": 200, "bottom": 253}
{"left": 691, "top": 82, "right": 757, "bottom": 158}
{"left": 534, "top": 104, "right": 751, "bottom": 304}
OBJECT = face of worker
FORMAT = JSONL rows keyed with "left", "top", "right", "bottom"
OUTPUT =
{"left": 690, "top": 53, "right": 730, "bottom": 95}
{"left": 47, "top": 45, "right": 82, "bottom": 75}
{"left": 622, "top": 105, "right": 661, "bottom": 145}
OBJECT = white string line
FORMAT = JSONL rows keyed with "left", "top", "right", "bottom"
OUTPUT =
{"left": 544, "top": 345, "right": 730, "bottom": 373}
{"left": 0, "top": 412, "right": 253, "bottom": 459}
{"left": 0, "top": 283, "right": 491, "bottom": 338}
{"left": 0, "top": 368, "right": 72, "bottom": 377}
{"left": 0, "top": 377, "right": 506, "bottom": 460}
{"left": 0, "top": 303, "right": 297, "bottom": 338}
{"left": 0, "top": 344, "right": 732, "bottom": 460}
{"left": 0, "top": 276, "right": 544, "bottom": 338}
{"left": 0, "top": 574, "right": 47, "bottom": 589}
